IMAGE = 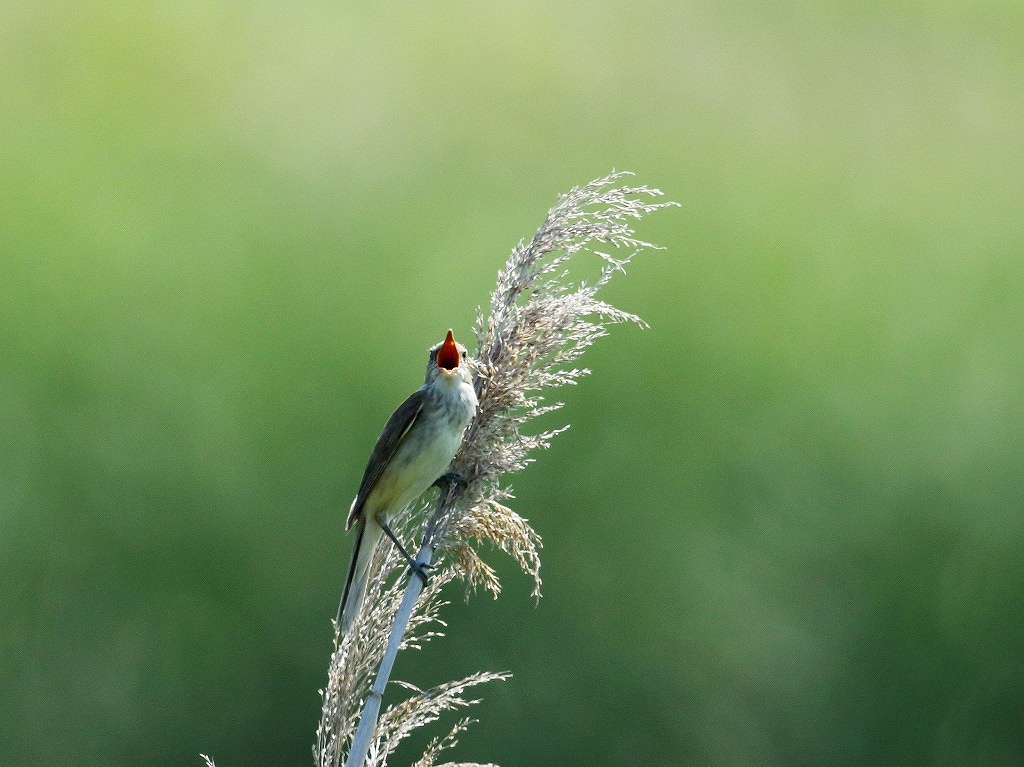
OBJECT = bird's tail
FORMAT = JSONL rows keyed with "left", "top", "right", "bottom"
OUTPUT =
{"left": 338, "top": 517, "right": 384, "bottom": 634}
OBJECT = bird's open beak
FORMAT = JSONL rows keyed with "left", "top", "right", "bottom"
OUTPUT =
{"left": 436, "top": 329, "right": 460, "bottom": 371}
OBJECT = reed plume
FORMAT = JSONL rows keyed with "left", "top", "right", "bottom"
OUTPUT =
{"left": 208, "top": 171, "right": 676, "bottom": 767}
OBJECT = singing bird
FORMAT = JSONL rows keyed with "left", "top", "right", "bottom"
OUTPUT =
{"left": 338, "top": 330, "right": 477, "bottom": 633}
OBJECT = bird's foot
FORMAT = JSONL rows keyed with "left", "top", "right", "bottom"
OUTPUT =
{"left": 409, "top": 559, "right": 434, "bottom": 586}
{"left": 433, "top": 471, "right": 468, "bottom": 493}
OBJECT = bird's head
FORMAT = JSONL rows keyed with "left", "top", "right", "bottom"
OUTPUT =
{"left": 426, "top": 329, "right": 471, "bottom": 384}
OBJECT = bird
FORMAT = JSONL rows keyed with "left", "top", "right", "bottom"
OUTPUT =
{"left": 337, "top": 329, "right": 478, "bottom": 633}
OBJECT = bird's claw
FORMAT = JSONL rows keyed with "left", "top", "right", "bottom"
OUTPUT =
{"left": 433, "top": 471, "right": 468, "bottom": 493}
{"left": 409, "top": 560, "right": 434, "bottom": 585}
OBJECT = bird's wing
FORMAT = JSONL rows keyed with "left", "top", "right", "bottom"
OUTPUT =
{"left": 346, "top": 387, "right": 426, "bottom": 528}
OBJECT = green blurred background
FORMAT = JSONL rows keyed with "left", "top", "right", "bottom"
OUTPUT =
{"left": 3, "top": 2, "right": 1023, "bottom": 765}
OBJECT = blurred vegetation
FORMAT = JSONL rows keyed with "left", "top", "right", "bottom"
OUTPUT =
{"left": 2, "top": 2, "right": 1023, "bottom": 766}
